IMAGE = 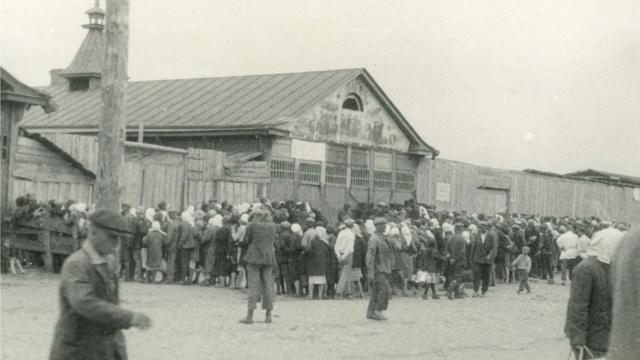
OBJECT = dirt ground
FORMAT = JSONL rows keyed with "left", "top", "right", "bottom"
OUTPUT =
{"left": 1, "top": 270, "right": 571, "bottom": 360}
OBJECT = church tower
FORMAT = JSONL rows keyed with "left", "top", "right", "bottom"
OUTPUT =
{"left": 55, "top": 1, "right": 106, "bottom": 91}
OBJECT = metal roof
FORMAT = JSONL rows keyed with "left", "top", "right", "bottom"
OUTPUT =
{"left": 59, "top": 28, "right": 105, "bottom": 77}
{"left": 20, "top": 68, "right": 438, "bottom": 156}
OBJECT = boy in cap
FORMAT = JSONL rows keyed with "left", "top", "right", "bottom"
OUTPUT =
{"left": 50, "top": 209, "right": 152, "bottom": 360}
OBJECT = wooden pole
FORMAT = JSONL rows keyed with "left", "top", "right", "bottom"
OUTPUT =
{"left": 95, "top": 0, "right": 129, "bottom": 211}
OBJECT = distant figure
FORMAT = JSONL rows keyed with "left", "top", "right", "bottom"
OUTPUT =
{"left": 608, "top": 226, "right": 640, "bottom": 360}
{"left": 365, "top": 217, "right": 392, "bottom": 321}
{"left": 50, "top": 209, "right": 151, "bottom": 360}
{"left": 240, "top": 209, "right": 277, "bottom": 324}
{"left": 564, "top": 226, "right": 624, "bottom": 359}
{"left": 511, "top": 246, "right": 532, "bottom": 294}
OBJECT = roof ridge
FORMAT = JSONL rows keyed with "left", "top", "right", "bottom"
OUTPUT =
{"left": 125, "top": 68, "right": 363, "bottom": 84}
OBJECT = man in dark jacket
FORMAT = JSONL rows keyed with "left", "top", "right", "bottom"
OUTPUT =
{"left": 471, "top": 222, "right": 497, "bottom": 296}
{"left": 564, "top": 227, "right": 624, "bottom": 359}
{"left": 50, "top": 209, "right": 151, "bottom": 360}
{"left": 445, "top": 223, "right": 467, "bottom": 300}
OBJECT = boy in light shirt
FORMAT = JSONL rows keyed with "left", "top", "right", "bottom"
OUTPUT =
{"left": 511, "top": 246, "right": 532, "bottom": 294}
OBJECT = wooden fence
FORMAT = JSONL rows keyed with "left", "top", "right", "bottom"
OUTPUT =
{"left": 416, "top": 158, "right": 640, "bottom": 224}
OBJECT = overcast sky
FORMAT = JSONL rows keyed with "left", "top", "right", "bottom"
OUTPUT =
{"left": 2, "top": 0, "right": 639, "bottom": 176}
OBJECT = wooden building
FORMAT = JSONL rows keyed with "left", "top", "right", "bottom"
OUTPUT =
{"left": 1, "top": 67, "right": 60, "bottom": 221}
{"left": 20, "top": 3, "right": 439, "bottom": 220}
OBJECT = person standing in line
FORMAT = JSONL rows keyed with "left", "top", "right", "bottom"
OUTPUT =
{"left": 177, "top": 211, "right": 196, "bottom": 285}
{"left": 335, "top": 219, "right": 356, "bottom": 298}
{"left": 50, "top": 209, "right": 152, "bottom": 360}
{"left": 366, "top": 217, "right": 393, "bottom": 321}
{"left": 576, "top": 227, "right": 591, "bottom": 260}
{"left": 511, "top": 246, "right": 532, "bottom": 294}
{"left": 142, "top": 221, "right": 165, "bottom": 283}
{"left": 445, "top": 223, "right": 468, "bottom": 300}
{"left": 564, "top": 225, "right": 624, "bottom": 359}
{"left": 471, "top": 222, "right": 497, "bottom": 297}
{"left": 556, "top": 225, "right": 580, "bottom": 285}
{"left": 306, "top": 226, "right": 330, "bottom": 300}
{"left": 163, "top": 211, "right": 180, "bottom": 284}
{"left": 240, "top": 209, "right": 278, "bottom": 324}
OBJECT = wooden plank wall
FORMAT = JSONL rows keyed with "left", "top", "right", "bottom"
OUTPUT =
{"left": 10, "top": 136, "right": 94, "bottom": 205}
{"left": 416, "top": 158, "right": 640, "bottom": 224}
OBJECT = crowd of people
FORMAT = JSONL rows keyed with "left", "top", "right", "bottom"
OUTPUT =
{"left": 13, "top": 194, "right": 630, "bottom": 302}
{"left": 4, "top": 194, "right": 637, "bottom": 358}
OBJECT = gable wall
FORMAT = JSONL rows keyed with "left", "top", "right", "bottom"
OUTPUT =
{"left": 289, "top": 77, "right": 411, "bottom": 153}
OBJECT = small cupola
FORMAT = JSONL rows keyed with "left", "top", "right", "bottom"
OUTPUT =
{"left": 84, "top": 0, "right": 106, "bottom": 30}
{"left": 58, "top": 0, "right": 106, "bottom": 91}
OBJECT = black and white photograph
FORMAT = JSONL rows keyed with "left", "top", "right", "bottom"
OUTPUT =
{"left": 1, "top": 1, "right": 639, "bottom": 359}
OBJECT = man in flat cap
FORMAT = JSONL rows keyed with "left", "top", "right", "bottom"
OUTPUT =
{"left": 366, "top": 217, "right": 393, "bottom": 320}
{"left": 50, "top": 209, "right": 152, "bottom": 360}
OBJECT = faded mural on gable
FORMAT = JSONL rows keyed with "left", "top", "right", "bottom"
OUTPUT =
{"left": 285, "top": 77, "right": 411, "bottom": 153}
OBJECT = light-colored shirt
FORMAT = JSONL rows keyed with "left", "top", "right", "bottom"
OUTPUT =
{"left": 511, "top": 254, "right": 531, "bottom": 272}
{"left": 577, "top": 234, "right": 591, "bottom": 258}
{"left": 334, "top": 228, "right": 355, "bottom": 259}
{"left": 556, "top": 231, "right": 579, "bottom": 259}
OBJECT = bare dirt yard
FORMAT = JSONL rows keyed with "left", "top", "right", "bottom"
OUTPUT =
{"left": 1, "top": 271, "right": 571, "bottom": 360}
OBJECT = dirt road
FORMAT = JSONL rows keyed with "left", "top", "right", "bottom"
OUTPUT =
{"left": 1, "top": 271, "right": 570, "bottom": 359}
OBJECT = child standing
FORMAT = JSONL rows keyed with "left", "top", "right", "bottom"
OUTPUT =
{"left": 511, "top": 246, "right": 532, "bottom": 294}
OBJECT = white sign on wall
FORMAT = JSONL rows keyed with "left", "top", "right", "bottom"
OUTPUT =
{"left": 436, "top": 182, "right": 451, "bottom": 203}
{"left": 291, "top": 139, "right": 326, "bottom": 162}
{"left": 634, "top": 188, "right": 640, "bottom": 201}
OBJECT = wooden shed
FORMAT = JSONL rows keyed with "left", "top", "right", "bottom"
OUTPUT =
{"left": 1, "top": 67, "right": 58, "bottom": 222}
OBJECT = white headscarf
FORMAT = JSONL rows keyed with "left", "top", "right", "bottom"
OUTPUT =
{"left": 150, "top": 221, "right": 166, "bottom": 235}
{"left": 315, "top": 226, "right": 328, "bottom": 244}
{"left": 352, "top": 223, "right": 362, "bottom": 237}
{"left": 587, "top": 227, "right": 624, "bottom": 264}
{"left": 181, "top": 211, "right": 195, "bottom": 227}
{"left": 239, "top": 213, "right": 249, "bottom": 224}
{"left": 208, "top": 214, "right": 223, "bottom": 228}
{"left": 364, "top": 219, "right": 376, "bottom": 236}
{"left": 291, "top": 223, "right": 303, "bottom": 236}
{"left": 145, "top": 208, "right": 156, "bottom": 223}
{"left": 186, "top": 205, "right": 195, "bottom": 216}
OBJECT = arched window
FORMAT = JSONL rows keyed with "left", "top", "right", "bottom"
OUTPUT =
{"left": 342, "top": 93, "right": 363, "bottom": 112}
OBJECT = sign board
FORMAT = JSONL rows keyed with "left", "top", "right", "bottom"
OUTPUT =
{"left": 436, "top": 182, "right": 450, "bottom": 203}
{"left": 634, "top": 188, "right": 640, "bottom": 201}
{"left": 291, "top": 139, "right": 326, "bottom": 162}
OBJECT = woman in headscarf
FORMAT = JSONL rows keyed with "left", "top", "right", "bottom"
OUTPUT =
{"left": 285, "top": 223, "right": 304, "bottom": 296}
{"left": 306, "top": 226, "right": 330, "bottom": 300}
{"left": 177, "top": 211, "right": 196, "bottom": 285}
{"left": 212, "top": 215, "right": 232, "bottom": 287}
{"left": 202, "top": 215, "right": 222, "bottom": 285}
{"left": 143, "top": 221, "right": 166, "bottom": 283}
{"left": 240, "top": 209, "right": 278, "bottom": 324}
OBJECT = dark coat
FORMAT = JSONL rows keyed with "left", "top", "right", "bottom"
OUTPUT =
{"left": 213, "top": 225, "right": 231, "bottom": 255}
{"left": 325, "top": 239, "right": 339, "bottom": 284}
{"left": 142, "top": 231, "right": 165, "bottom": 270}
{"left": 243, "top": 222, "right": 277, "bottom": 266}
{"left": 50, "top": 248, "right": 133, "bottom": 360}
{"left": 177, "top": 222, "right": 195, "bottom": 249}
{"left": 307, "top": 238, "right": 329, "bottom": 276}
{"left": 446, "top": 234, "right": 467, "bottom": 267}
{"left": 472, "top": 231, "right": 498, "bottom": 264}
{"left": 351, "top": 235, "right": 367, "bottom": 269}
{"left": 564, "top": 257, "right": 613, "bottom": 352}
{"left": 163, "top": 220, "right": 179, "bottom": 253}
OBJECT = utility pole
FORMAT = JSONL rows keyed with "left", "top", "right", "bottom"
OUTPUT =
{"left": 95, "top": 0, "right": 129, "bottom": 211}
